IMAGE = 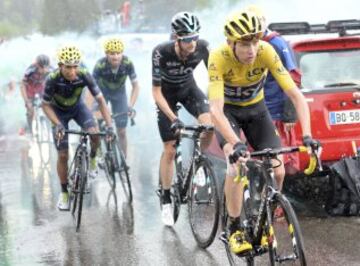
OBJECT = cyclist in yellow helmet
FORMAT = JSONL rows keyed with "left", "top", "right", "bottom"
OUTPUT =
{"left": 208, "top": 10, "right": 319, "bottom": 255}
{"left": 42, "top": 44, "right": 114, "bottom": 211}
{"left": 92, "top": 37, "right": 140, "bottom": 156}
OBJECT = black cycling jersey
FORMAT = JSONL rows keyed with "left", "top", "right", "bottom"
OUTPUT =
{"left": 43, "top": 67, "right": 101, "bottom": 110}
{"left": 152, "top": 39, "right": 209, "bottom": 91}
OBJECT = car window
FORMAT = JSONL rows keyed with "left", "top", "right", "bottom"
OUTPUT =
{"left": 299, "top": 49, "right": 360, "bottom": 90}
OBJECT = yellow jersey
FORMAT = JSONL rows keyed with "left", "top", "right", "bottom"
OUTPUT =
{"left": 208, "top": 41, "right": 296, "bottom": 106}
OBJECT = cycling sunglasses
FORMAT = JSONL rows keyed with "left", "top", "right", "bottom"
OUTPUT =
{"left": 240, "top": 32, "right": 263, "bottom": 42}
{"left": 178, "top": 34, "right": 199, "bottom": 43}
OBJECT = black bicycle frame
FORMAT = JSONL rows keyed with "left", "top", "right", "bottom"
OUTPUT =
{"left": 174, "top": 130, "right": 203, "bottom": 201}
{"left": 244, "top": 157, "right": 280, "bottom": 246}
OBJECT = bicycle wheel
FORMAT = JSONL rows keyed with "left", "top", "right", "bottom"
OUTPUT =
{"left": 102, "top": 139, "right": 116, "bottom": 189}
{"left": 267, "top": 193, "right": 306, "bottom": 266}
{"left": 188, "top": 158, "right": 220, "bottom": 248}
{"left": 115, "top": 142, "right": 132, "bottom": 203}
{"left": 221, "top": 183, "right": 255, "bottom": 266}
{"left": 38, "top": 116, "right": 51, "bottom": 164}
{"left": 75, "top": 151, "right": 88, "bottom": 232}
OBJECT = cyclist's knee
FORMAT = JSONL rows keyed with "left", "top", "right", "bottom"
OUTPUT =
{"left": 274, "top": 164, "right": 285, "bottom": 183}
{"left": 58, "top": 150, "right": 68, "bottom": 162}
{"left": 117, "top": 128, "right": 126, "bottom": 139}
{"left": 163, "top": 142, "right": 176, "bottom": 161}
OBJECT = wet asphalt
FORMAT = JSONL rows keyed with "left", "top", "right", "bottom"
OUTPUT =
{"left": 1, "top": 133, "right": 360, "bottom": 266}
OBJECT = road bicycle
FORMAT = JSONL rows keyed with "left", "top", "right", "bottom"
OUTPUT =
{"left": 66, "top": 129, "right": 106, "bottom": 232}
{"left": 221, "top": 145, "right": 322, "bottom": 265}
{"left": 98, "top": 112, "right": 133, "bottom": 202}
{"left": 157, "top": 124, "right": 220, "bottom": 248}
{"left": 32, "top": 93, "right": 52, "bottom": 164}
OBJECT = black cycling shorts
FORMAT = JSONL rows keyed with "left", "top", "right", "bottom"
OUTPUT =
{"left": 157, "top": 84, "right": 209, "bottom": 142}
{"left": 215, "top": 100, "right": 281, "bottom": 151}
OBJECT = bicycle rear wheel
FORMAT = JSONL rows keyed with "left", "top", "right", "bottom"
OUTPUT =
{"left": 267, "top": 193, "right": 306, "bottom": 266}
{"left": 115, "top": 142, "right": 132, "bottom": 203}
{"left": 188, "top": 158, "right": 220, "bottom": 248}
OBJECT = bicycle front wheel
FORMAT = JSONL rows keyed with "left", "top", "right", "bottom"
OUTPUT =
{"left": 38, "top": 117, "right": 51, "bottom": 164}
{"left": 267, "top": 193, "right": 306, "bottom": 266}
{"left": 75, "top": 151, "right": 88, "bottom": 232}
{"left": 101, "top": 139, "right": 116, "bottom": 189}
{"left": 188, "top": 158, "right": 220, "bottom": 248}
{"left": 115, "top": 142, "right": 133, "bottom": 203}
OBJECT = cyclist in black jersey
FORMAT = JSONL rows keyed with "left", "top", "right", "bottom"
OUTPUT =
{"left": 93, "top": 37, "right": 139, "bottom": 156}
{"left": 152, "top": 11, "right": 213, "bottom": 226}
{"left": 42, "top": 45, "right": 113, "bottom": 211}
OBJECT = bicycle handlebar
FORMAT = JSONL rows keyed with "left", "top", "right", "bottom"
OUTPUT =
{"left": 230, "top": 145, "right": 322, "bottom": 180}
{"left": 179, "top": 124, "right": 214, "bottom": 139}
{"left": 64, "top": 129, "right": 107, "bottom": 137}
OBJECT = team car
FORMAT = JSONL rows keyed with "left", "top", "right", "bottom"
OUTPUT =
{"left": 267, "top": 19, "right": 360, "bottom": 173}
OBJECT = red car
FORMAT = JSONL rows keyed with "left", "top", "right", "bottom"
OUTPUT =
{"left": 207, "top": 20, "right": 360, "bottom": 175}
{"left": 270, "top": 19, "right": 360, "bottom": 172}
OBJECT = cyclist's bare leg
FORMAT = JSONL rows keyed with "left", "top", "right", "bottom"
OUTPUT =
{"left": 160, "top": 140, "right": 176, "bottom": 190}
{"left": 273, "top": 154, "right": 285, "bottom": 191}
{"left": 88, "top": 126, "right": 100, "bottom": 158}
{"left": 197, "top": 112, "right": 213, "bottom": 151}
{"left": 57, "top": 149, "right": 69, "bottom": 185}
{"left": 223, "top": 143, "right": 243, "bottom": 218}
{"left": 26, "top": 105, "right": 34, "bottom": 133}
{"left": 117, "top": 127, "right": 127, "bottom": 157}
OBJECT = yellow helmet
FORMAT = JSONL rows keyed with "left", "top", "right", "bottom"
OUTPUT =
{"left": 224, "top": 10, "right": 263, "bottom": 41}
{"left": 57, "top": 45, "right": 82, "bottom": 66}
{"left": 104, "top": 38, "right": 124, "bottom": 53}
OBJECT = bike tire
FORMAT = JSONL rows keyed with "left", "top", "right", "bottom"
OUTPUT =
{"left": 188, "top": 158, "right": 220, "bottom": 248}
{"left": 171, "top": 182, "right": 181, "bottom": 224}
{"left": 267, "top": 193, "right": 307, "bottom": 266}
{"left": 115, "top": 142, "right": 133, "bottom": 203}
{"left": 75, "top": 151, "right": 87, "bottom": 232}
{"left": 38, "top": 117, "right": 51, "bottom": 165}
{"left": 102, "top": 139, "right": 116, "bottom": 189}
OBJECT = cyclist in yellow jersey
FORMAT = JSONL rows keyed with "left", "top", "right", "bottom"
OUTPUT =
{"left": 208, "top": 10, "right": 320, "bottom": 255}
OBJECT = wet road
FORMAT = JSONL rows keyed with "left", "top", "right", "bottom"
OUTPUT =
{"left": 1, "top": 133, "right": 360, "bottom": 266}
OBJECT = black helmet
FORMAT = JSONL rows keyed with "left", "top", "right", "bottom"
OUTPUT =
{"left": 36, "top": 54, "right": 50, "bottom": 67}
{"left": 171, "top": 12, "right": 200, "bottom": 37}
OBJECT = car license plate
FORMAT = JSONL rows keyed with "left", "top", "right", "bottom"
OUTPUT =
{"left": 329, "top": 109, "right": 360, "bottom": 125}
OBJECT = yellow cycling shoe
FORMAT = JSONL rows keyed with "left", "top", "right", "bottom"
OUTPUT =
{"left": 229, "top": 230, "right": 253, "bottom": 255}
{"left": 261, "top": 234, "right": 268, "bottom": 248}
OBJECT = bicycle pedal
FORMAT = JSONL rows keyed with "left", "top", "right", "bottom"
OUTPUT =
{"left": 155, "top": 189, "right": 161, "bottom": 198}
{"left": 219, "top": 231, "right": 229, "bottom": 244}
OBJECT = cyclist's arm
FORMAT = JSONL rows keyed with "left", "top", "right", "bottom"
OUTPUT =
{"left": 152, "top": 85, "right": 177, "bottom": 122}
{"left": 283, "top": 87, "right": 311, "bottom": 137}
{"left": 208, "top": 50, "right": 241, "bottom": 146}
{"left": 96, "top": 94, "right": 112, "bottom": 127}
{"left": 20, "top": 81, "right": 30, "bottom": 104}
{"left": 42, "top": 102, "right": 61, "bottom": 126}
{"left": 129, "top": 80, "right": 139, "bottom": 108}
{"left": 264, "top": 43, "right": 312, "bottom": 137}
{"left": 210, "top": 98, "right": 241, "bottom": 146}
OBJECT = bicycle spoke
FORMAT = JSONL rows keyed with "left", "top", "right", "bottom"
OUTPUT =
{"left": 188, "top": 159, "right": 220, "bottom": 248}
{"left": 268, "top": 195, "right": 306, "bottom": 266}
